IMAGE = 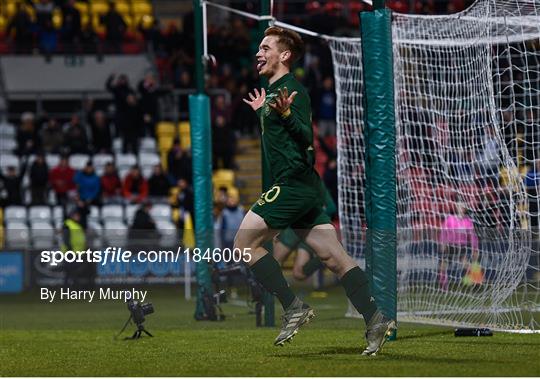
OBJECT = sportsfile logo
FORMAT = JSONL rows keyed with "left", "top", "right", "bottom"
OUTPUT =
{"left": 40, "top": 247, "right": 253, "bottom": 266}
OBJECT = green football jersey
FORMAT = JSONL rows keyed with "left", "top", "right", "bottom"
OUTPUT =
{"left": 256, "top": 72, "right": 315, "bottom": 183}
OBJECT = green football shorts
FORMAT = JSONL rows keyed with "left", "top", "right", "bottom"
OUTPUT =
{"left": 251, "top": 174, "right": 331, "bottom": 230}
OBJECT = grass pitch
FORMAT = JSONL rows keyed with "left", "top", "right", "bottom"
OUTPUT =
{"left": 1, "top": 286, "right": 539, "bottom": 377}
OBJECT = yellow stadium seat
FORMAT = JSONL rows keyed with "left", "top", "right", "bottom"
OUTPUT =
{"left": 5, "top": 2, "right": 17, "bottom": 19}
{"left": 90, "top": 1, "right": 109, "bottom": 15}
{"left": 132, "top": 1, "right": 152, "bottom": 15}
{"left": 160, "top": 151, "right": 168, "bottom": 170}
{"left": 157, "top": 121, "right": 176, "bottom": 138}
{"left": 74, "top": 1, "right": 89, "bottom": 15}
{"left": 52, "top": 8, "right": 62, "bottom": 29}
{"left": 212, "top": 169, "right": 235, "bottom": 189}
{"left": 80, "top": 13, "right": 90, "bottom": 28}
{"left": 158, "top": 135, "right": 174, "bottom": 153}
{"left": 178, "top": 121, "right": 190, "bottom": 135}
{"left": 0, "top": 16, "right": 6, "bottom": 33}
{"left": 92, "top": 15, "right": 105, "bottom": 34}
{"left": 123, "top": 14, "right": 133, "bottom": 29}
{"left": 115, "top": 1, "right": 130, "bottom": 14}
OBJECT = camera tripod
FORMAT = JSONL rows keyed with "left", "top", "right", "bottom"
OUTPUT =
{"left": 129, "top": 323, "right": 153, "bottom": 339}
{"left": 115, "top": 315, "right": 153, "bottom": 340}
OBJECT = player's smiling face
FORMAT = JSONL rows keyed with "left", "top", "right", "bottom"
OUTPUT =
{"left": 256, "top": 36, "right": 285, "bottom": 77}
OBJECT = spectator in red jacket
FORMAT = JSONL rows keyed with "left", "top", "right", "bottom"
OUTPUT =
{"left": 49, "top": 155, "right": 75, "bottom": 206}
{"left": 122, "top": 165, "right": 148, "bottom": 204}
{"left": 101, "top": 162, "right": 122, "bottom": 204}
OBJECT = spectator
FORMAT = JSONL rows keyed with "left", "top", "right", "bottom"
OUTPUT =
{"left": 167, "top": 139, "right": 192, "bottom": 184}
{"left": 40, "top": 117, "right": 64, "bottom": 154}
{"left": 212, "top": 114, "right": 235, "bottom": 169}
{"left": 148, "top": 164, "right": 171, "bottom": 201}
{"left": 439, "top": 202, "right": 479, "bottom": 290}
{"left": 129, "top": 201, "right": 158, "bottom": 247}
{"left": 106, "top": 74, "right": 140, "bottom": 153}
{"left": 38, "top": 18, "right": 57, "bottom": 57}
{"left": 0, "top": 159, "right": 28, "bottom": 206}
{"left": 122, "top": 165, "right": 149, "bottom": 204}
{"left": 220, "top": 191, "right": 244, "bottom": 249}
{"left": 317, "top": 77, "right": 337, "bottom": 137}
{"left": 7, "top": 3, "right": 34, "bottom": 53}
{"left": 89, "top": 110, "right": 112, "bottom": 153}
{"left": 122, "top": 93, "right": 143, "bottom": 154}
{"left": 62, "top": 208, "right": 94, "bottom": 289}
{"left": 33, "top": 0, "right": 54, "bottom": 31}
{"left": 49, "top": 156, "right": 76, "bottom": 206}
{"left": 100, "top": 1, "right": 127, "bottom": 53}
{"left": 29, "top": 153, "right": 49, "bottom": 205}
{"left": 16, "top": 112, "right": 40, "bottom": 156}
{"left": 170, "top": 178, "right": 194, "bottom": 216}
{"left": 63, "top": 113, "right": 90, "bottom": 154}
{"left": 100, "top": 162, "right": 122, "bottom": 204}
{"left": 61, "top": 0, "right": 82, "bottom": 53}
{"left": 138, "top": 71, "right": 160, "bottom": 137}
{"left": 74, "top": 162, "right": 101, "bottom": 205}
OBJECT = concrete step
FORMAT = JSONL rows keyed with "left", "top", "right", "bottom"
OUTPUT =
{"left": 237, "top": 138, "right": 261, "bottom": 148}
{"left": 235, "top": 159, "right": 261, "bottom": 170}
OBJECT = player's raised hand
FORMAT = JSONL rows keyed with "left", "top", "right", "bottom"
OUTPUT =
{"left": 243, "top": 88, "right": 266, "bottom": 111}
{"left": 269, "top": 87, "right": 297, "bottom": 118}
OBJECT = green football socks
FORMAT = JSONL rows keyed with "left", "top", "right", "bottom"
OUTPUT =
{"left": 250, "top": 253, "right": 296, "bottom": 309}
{"left": 340, "top": 266, "right": 378, "bottom": 324}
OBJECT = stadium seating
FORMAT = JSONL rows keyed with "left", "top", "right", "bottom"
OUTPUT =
{"left": 4, "top": 206, "right": 27, "bottom": 223}
{"left": 156, "top": 219, "right": 178, "bottom": 247}
{"left": 149, "top": 203, "right": 172, "bottom": 222}
{"left": 88, "top": 206, "right": 101, "bottom": 224}
{"left": 101, "top": 204, "right": 124, "bottom": 222}
{"left": 0, "top": 123, "right": 15, "bottom": 138}
{"left": 138, "top": 152, "right": 160, "bottom": 167}
{"left": 69, "top": 154, "right": 90, "bottom": 170}
{"left": 92, "top": 154, "right": 114, "bottom": 170}
{"left": 115, "top": 153, "right": 137, "bottom": 170}
{"left": 103, "top": 220, "right": 128, "bottom": 246}
{"left": 140, "top": 137, "right": 157, "bottom": 152}
{"left": 0, "top": 137, "right": 16, "bottom": 153}
{"left": 29, "top": 206, "right": 52, "bottom": 222}
{"left": 5, "top": 222, "right": 29, "bottom": 248}
{"left": 0, "top": 154, "right": 19, "bottom": 171}
{"left": 52, "top": 205, "right": 64, "bottom": 229}
{"left": 45, "top": 154, "right": 60, "bottom": 168}
{"left": 30, "top": 221, "right": 55, "bottom": 248}
{"left": 113, "top": 138, "right": 122, "bottom": 151}
{"left": 125, "top": 203, "right": 139, "bottom": 225}
{"left": 212, "top": 169, "right": 235, "bottom": 190}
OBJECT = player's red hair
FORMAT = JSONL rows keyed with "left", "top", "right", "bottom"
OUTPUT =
{"left": 264, "top": 26, "right": 305, "bottom": 65}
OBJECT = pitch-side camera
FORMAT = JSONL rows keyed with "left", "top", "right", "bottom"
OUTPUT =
{"left": 116, "top": 299, "right": 155, "bottom": 340}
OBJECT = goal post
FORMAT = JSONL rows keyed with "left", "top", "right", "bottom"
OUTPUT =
{"left": 330, "top": 0, "right": 540, "bottom": 333}
{"left": 190, "top": 0, "right": 214, "bottom": 320}
{"left": 359, "top": 3, "right": 398, "bottom": 332}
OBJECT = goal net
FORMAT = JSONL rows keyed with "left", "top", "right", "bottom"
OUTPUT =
{"left": 329, "top": 0, "right": 540, "bottom": 332}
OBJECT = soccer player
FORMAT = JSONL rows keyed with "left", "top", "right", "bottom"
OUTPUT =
{"left": 237, "top": 26, "right": 396, "bottom": 355}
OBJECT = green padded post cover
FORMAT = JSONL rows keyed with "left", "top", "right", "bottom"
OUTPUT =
{"left": 189, "top": 94, "right": 215, "bottom": 319}
{"left": 360, "top": 7, "right": 397, "bottom": 330}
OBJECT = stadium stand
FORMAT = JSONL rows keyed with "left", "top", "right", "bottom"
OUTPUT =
{"left": 0, "top": 0, "right": 495, "bottom": 252}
